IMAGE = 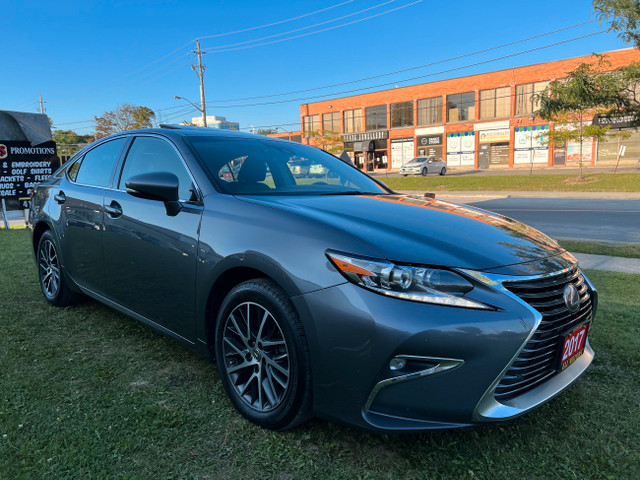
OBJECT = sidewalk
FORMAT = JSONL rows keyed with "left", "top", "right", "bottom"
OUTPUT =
{"left": 399, "top": 190, "right": 640, "bottom": 201}
{"left": 573, "top": 253, "right": 640, "bottom": 275}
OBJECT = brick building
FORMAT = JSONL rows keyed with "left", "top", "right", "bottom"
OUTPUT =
{"left": 271, "top": 48, "right": 640, "bottom": 171}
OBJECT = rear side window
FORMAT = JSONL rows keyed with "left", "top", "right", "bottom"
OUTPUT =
{"left": 74, "top": 138, "right": 127, "bottom": 188}
{"left": 118, "top": 136, "right": 196, "bottom": 201}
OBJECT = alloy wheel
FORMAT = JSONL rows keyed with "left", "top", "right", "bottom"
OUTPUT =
{"left": 39, "top": 239, "right": 60, "bottom": 299}
{"left": 221, "top": 301, "right": 290, "bottom": 412}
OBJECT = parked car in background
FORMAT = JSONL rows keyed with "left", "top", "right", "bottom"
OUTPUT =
{"left": 30, "top": 127, "right": 596, "bottom": 433}
{"left": 400, "top": 156, "right": 447, "bottom": 176}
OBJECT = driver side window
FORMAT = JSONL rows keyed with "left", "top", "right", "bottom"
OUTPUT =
{"left": 118, "top": 136, "right": 196, "bottom": 201}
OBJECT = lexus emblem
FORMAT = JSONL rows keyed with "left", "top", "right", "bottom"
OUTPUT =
{"left": 563, "top": 284, "right": 581, "bottom": 313}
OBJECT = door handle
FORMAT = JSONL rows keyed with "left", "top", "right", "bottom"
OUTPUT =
{"left": 105, "top": 201, "right": 122, "bottom": 218}
{"left": 54, "top": 191, "right": 66, "bottom": 204}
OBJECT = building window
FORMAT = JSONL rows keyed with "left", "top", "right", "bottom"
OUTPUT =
{"left": 365, "top": 105, "right": 387, "bottom": 130}
{"left": 417, "top": 97, "right": 443, "bottom": 125}
{"left": 343, "top": 109, "right": 363, "bottom": 133}
{"left": 322, "top": 112, "right": 340, "bottom": 133}
{"left": 515, "top": 81, "right": 550, "bottom": 116}
{"left": 303, "top": 115, "right": 320, "bottom": 134}
{"left": 447, "top": 92, "right": 475, "bottom": 122}
{"left": 479, "top": 87, "right": 511, "bottom": 120}
{"left": 390, "top": 101, "right": 414, "bottom": 128}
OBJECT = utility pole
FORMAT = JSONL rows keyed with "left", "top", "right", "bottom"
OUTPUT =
{"left": 39, "top": 94, "right": 46, "bottom": 114}
{"left": 191, "top": 40, "right": 207, "bottom": 127}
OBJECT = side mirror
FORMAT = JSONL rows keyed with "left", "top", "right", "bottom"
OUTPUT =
{"left": 125, "top": 172, "right": 182, "bottom": 216}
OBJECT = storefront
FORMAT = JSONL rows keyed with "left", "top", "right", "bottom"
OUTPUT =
{"left": 342, "top": 130, "right": 388, "bottom": 171}
{"left": 390, "top": 137, "right": 414, "bottom": 168}
{"left": 514, "top": 125, "right": 550, "bottom": 165}
{"left": 416, "top": 126, "right": 445, "bottom": 158}
{"left": 476, "top": 123, "right": 510, "bottom": 168}
{"left": 593, "top": 115, "right": 640, "bottom": 166}
{"left": 446, "top": 132, "right": 475, "bottom": 167}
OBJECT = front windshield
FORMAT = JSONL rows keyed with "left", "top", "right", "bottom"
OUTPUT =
{"left": 186, "top": 136, "right": 389, "bottom": 196}
{"left": 407, "top": 158, "right": 424, "bottom": 164}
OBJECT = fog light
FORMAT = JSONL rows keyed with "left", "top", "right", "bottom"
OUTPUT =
{"left": 389, "top": 357, "right": 406, "bottom": 371}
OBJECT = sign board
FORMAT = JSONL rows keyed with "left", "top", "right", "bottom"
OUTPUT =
{"left": 478, "top": 128, "right": 510, "bottom": 143}
{"left": 342, "top": 130, "right": 388, "bottom": 142}
{"left": 391, "top": 139, "right": 414, "bottom": 168}
{"left": 592, "top": 114, "right": 637, "bottom": 129}
{"left": 0, "top": 111, "right": 59, "bottom": 205}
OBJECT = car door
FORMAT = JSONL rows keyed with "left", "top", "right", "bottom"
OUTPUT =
{"left": 53, "top": 137, "right": 127, "bottom": 294}
{"left": 102, "top": 135, "right": 202, "bottom": 341}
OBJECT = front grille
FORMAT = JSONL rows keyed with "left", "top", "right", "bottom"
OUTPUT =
{"left": 495, "top": 268, "right": 593, "bottom": 402}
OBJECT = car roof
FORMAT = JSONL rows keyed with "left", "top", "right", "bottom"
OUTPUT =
{"left": 122, "top": 126, "right": 270, "bottom": 142}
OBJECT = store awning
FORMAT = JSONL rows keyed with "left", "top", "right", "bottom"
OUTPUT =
{"left": 353, "top": 140, "right": 375, "bottom": 152}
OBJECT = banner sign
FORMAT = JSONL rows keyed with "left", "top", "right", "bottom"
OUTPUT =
{"left": 1, "top": 141, "right": 59, "bottom": 199}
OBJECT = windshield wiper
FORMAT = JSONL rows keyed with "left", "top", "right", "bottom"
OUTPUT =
{"left": 320, "top": 191, "right": 386, "bottom": 196}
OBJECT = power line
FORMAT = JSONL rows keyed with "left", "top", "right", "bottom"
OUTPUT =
{"left": 201, "top": 0, "right": 423, "bottom": 54}
{"left": 205, "top": 20, "right": 598, "bottom": 103}
{"left": 198, "top": 0, "right": 354, "bottom": 40}
{"left": 202, "top": 30, "right": 607, "bottom": 109}
{"left": 203, "top": 0, "right": 398, "bottom": 51}
{"left": 45, "top": 1, "right": 355, "bottom": 101}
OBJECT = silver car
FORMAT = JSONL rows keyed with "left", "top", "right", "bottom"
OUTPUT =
{"left": 400, "top": 156, "right": 447, "bottom": 176}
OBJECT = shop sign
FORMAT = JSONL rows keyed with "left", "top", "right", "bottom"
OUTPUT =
{"left": 390, "top": 137, "right": 414, "bottom": 143}
{"left": 478, "top": 128, "right": 510, "bottom": 143}
{"left": 592, "top": 114, "right": 637, "bottom": 129}
{"left": 417, "top": 134, "right": 442, "bottom": 147}
{"left": 0, "top": 141, "right": 59, "bottom": 200}
{"left": 342, "top": 131, "right": 388, "bottom": 142}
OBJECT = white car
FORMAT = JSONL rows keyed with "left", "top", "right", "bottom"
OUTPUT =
{"left": 400, "top": 156, "right": 447, "bottom": 176}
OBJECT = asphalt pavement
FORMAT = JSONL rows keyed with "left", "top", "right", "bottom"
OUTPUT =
{"left": 405, "top": 190, "right": 640, "bottom": 244}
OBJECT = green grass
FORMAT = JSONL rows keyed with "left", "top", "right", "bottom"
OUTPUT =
{"left": 1, "top": 229, "right": 639, "bottom": 479}
{"left": 380, "top": 173, "right": 640, "bottom": 192}
{"left": 559, "top": 240, "right": 640, "bottom": 259}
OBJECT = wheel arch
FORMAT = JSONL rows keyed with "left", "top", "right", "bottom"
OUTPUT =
{"left": 32, "top": 220, "right": 53, "bottom": 256}
{"left": 203, "top": 261, "right": 303, "bottom": 360}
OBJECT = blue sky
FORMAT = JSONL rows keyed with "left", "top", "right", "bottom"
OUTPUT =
{"left": 1, "top": 0, "right": 629, "bottom": 134}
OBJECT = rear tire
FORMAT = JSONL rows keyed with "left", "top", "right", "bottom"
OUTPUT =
{"left": 215, "top": 279, "right": 312, "bottom": 430}
{"left": 440, "top": 167, "right": 446, "bottom": 176}
{"left": 36, "top": 230, "right": 79, "bottom": 306}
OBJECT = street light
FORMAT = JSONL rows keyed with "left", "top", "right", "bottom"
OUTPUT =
{"left": 173, "top": 95, "right": 207, "bottom": 127}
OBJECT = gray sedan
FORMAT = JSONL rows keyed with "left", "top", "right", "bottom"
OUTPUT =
{"left": 400, "top": 156, "right": 447, "bottom": 176}
{"left": 29, "top": 127, "right": 595, "bottom": 433}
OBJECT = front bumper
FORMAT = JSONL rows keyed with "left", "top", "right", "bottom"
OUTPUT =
{"left": 291, "top": 263, "right": 595, "bottom": 432}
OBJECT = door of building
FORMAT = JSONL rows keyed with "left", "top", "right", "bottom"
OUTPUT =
{"left": 478, "top": 144, "right": 490, "bottom": 169}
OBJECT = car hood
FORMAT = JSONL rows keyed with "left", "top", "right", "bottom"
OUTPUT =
{"left": 238, "top": 194, "right": 564, "bottom": 270}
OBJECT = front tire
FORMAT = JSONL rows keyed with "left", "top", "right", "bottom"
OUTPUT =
{"left": 421, "top": 167, "right": 428, "bottom": 176}
{"left": 215, "top": 279, "right": 312, "bottom": 430}
{"left": 37, "top": 230, "right": 78, "bottom": 306}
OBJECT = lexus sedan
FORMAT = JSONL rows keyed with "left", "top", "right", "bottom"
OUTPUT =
{"left": 400, "top": 156, "right": 447, "bottom": 176}
{"left": 30, "top": 127, "right": 596, "bottom": 432}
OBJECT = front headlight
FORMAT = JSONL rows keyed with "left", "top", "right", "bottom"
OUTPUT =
{"left": 327, "top": 251, "right": 492, "bottom": 309}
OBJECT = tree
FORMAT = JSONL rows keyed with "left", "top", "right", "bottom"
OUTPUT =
{"left": 536, "top": 58, "right": 620, "bottom": 178}
{"left": 94, "top": 104, "right": 155, "bottom": 139}
{"left": 594, "top": 0, "right": 640, "bottom": 48}
{"left": 52, "top": 129, "right": 93, "bottom": 157}
{"left": 304, "top": 130, "right": 344, "bottom": 155}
